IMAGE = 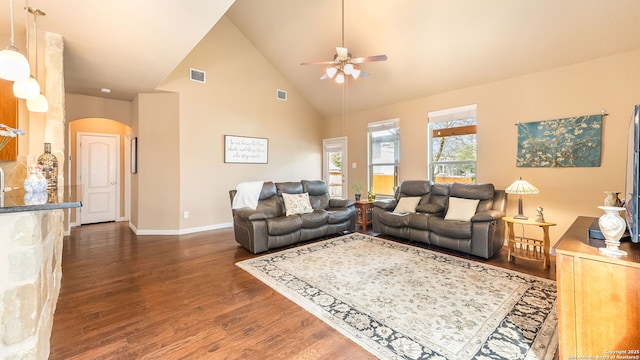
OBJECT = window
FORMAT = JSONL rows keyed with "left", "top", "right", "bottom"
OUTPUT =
{"left": 368, "top": 118, "right": 399, "bottom": 197}
{"left": 428, "top": 105, "right": 477, "bottom": 184}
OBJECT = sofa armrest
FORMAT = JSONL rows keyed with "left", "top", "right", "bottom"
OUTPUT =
{"left": 234, "top": 208, "right": 268, "bottom": 221}
{"left": 373, "top": 199, "right": 396, "bottom": 211}
{"left": 471, "top": 210, "right": 505, "bottom": 222}
{"left": 329, "top": 198, "right": 355, "bottom": 208}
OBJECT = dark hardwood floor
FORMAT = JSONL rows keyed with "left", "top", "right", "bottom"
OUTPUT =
{"left": 50, "top": 222, "right": 557, "bottom": 359}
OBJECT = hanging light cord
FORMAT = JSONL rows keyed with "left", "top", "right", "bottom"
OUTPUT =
{"left": 9, "top": 0, "right": 16, "bottom": 46}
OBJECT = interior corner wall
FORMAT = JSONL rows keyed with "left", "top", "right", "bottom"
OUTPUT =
{"left": 133, "top": 93, "right": 180, "bottom": 233}
{"left": 157, "top": 15, "right": 323, "bottom": 232}
{"left": 324, "top": 49, "right": 640, "bottom": 246}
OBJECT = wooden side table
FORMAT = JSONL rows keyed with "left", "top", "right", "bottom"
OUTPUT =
{"left": 503, "top": 216, "right": 556, "bottom": 269}
{"left": 354, "top": 201, "right": 374, "bottom": 230}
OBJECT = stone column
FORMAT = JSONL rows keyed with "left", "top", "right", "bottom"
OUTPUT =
{"left": 44, "top": 32, "right": 65, "bottom": 206}
{"left": 0, "top": 209, "right": 64, "bottom": 359}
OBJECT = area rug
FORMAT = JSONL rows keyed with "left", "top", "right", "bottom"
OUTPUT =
{"left": 236, "top": 234, "right": 558, "bottom": 360}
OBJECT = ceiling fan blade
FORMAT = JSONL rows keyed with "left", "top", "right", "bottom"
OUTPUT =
{"left": 351, "top": 54, "right": 388, "bottom": 64}
{"left": 359, "top": 70, "right": 369, "bottom": 78}
{"left": 301, "top": 60, "right": 338, "bottom": 65}
{"left": 320, "top": 74, "right": 329, "bottom": 80}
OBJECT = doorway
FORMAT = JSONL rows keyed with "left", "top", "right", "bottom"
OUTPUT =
{"left": 323, "top": 137, "right": 348, "bottom": 199}
{"left": 77, "top": 133, "right": 119, "bottom": 224}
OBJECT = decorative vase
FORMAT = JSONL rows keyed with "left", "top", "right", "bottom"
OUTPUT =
{"left": 604, "top": 191, "right": 622, "bottom": 207}
{"left": 367, "top": 188, "right": 376, "bottom": 202}
{"left": 24, "top": 167, "right": 48, "bottom": 193}
{"left": 37, "top": 143, "right": 58, "bottom": 190}
{"left": 355, "top": 194, "right": 361, "bottom": 201}
{"left": 597, "top": 206, "right": 628, "bottom": 257}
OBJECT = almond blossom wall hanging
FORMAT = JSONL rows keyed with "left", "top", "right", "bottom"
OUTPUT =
{"left": 516, "top": 114, "right": 602, "bottom": 167}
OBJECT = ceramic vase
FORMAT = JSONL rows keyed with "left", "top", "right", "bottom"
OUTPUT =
{"left": 37, "top": 143, "right": 58, "bottom": 190}
{"left": 597, "top": 206, "right": 628, "bottom": 257}
{"left": 604, "top": 191, "right": 622, "bottom": 207}
{"left": 367, "top": 188, "right": 376, "bottom": 202}
{"left": 24, "top": 168, "right": 48, "bottom": 193}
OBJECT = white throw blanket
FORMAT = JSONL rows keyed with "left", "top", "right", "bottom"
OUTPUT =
{"left": 232, "top": 181, "right": 264, "bottom": 210}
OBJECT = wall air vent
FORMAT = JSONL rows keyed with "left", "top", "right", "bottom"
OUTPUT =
{"left": 276, "top": 89, "right": 287, "bottom": 101}
{"left": 190, "top": 68, "right": 206, "bottom": 83}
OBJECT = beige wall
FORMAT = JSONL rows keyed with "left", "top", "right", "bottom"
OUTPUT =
{"left": 66, "top": 94, "right": 133, "bottom": 127}
{"left": 132, "top": 93, "right": 181, "bottom": 232}
{"left": 157, "top": 16, "right": 323, "bottom": 229}
{"left": 324, "top": 49, "right": 640, "bottom": 246}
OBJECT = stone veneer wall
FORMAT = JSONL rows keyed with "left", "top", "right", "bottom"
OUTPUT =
{"left": 0, "top": 209, "right": 64, "bottom": 359}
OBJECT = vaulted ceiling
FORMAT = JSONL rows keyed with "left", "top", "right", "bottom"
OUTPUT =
{"left": 1, "top": 0, "right": 639, "bottom": 118}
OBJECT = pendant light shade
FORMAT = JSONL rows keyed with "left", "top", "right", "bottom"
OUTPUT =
{"left": 27, "top": 93, "right": 48, "bottom": 112}
{"left": 0, "top": 0, "right": 30, "bottom": 81}
{"left": 0, "top": 46, "right": 30, "bottom": 81}
{"left": 13, "top": 75, "right": 40, "bottom": 99}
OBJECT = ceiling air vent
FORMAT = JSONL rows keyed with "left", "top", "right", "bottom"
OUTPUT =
{"left": 190, "top": 68, "right": 206, "bottom": 83}
{"left": 276, "top": 89, "right": 287, "bottom": 101}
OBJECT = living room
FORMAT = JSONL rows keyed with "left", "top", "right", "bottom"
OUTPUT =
{"left": 1, "top": 1, "right": 639, "bottom": 359}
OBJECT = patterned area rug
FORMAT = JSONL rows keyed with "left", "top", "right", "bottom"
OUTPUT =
{"left": 236, "top": 234, "right": 558, "bottom": 360}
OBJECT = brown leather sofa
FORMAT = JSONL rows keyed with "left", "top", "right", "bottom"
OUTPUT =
{"left": 372, "top": 180, "right": 507, "bottom": 259}
{"left": 229, "top": 180, "right": 355, "bottom": 254}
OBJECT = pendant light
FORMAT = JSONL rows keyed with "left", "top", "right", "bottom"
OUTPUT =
{"left": 0, "top": 0, "right": 31, "bottom": 81}
{"left": 26, "top": 7, "right": 47, "bottom": 113}
{"left": 13, "top": 1, "right": 40, "bottom": 100}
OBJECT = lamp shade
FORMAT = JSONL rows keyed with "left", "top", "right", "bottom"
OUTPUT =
{"left": 13, "top": 75, "right": 40, "bottom": 99}
{"left": 27, "top": 93, "right": 48, "bottom": 112}
{"left": 505, "top": 177, "right": 539, "bottom": 195}
{"left": 0, "top": 47, "right": 30, "bottom": 81}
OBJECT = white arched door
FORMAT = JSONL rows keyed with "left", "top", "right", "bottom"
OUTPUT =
{"left": 78, "top": 133, "right": 119, "bottom": 224}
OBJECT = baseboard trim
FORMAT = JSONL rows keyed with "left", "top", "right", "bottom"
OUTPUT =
{"left": 131, "top": 222, "right": 233, "bottom": 236}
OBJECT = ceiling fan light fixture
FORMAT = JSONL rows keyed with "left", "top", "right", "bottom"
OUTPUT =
{"left": 335, "top": 72, "right": 345, "bottom": 84}
{"left": 343, "top": 63, "right": 354, "bottom": 75}
{"left": 326, "top": 67, "right": 338, "bottom": 78}
{"left": 351, "top": 68, "right": 361, "bottom": 79}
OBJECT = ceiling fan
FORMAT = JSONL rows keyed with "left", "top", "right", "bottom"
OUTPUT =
{"left": 300, "top": 0, "right": 387, "bottom": 84}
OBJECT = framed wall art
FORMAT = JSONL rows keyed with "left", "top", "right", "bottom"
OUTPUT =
{"left": 224, "top": 135, "right": 268, "bottom": 164}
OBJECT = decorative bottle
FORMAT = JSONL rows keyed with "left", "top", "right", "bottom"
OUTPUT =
{"left": 37, "top": 143, "right": 58, "bottom": 190}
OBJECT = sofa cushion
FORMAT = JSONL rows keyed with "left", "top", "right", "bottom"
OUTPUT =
{"left": 276, "top": 181, "right": 304, "bottom": 195}
{"left": 416, "top": 203, "right": 445, "bottom": 214}
{"left": 445, "top": 197, "right": 480, "bottom": 221}
{"left": 299, "top": 210, "right": 329, "bottom": 228}
{"left": 266, "top": 216, "right": 303, "bottom": 235}
{"left": 397, "top": 180, "right": 431, "bottom": 197}
{"left": 327, "top": 208, "right": 352, "bottom": 224}
{"left": 378, "top": 211, "right": 411, "bottom": 228}
{"left": 302, "top": 180, "right": 331, "bottom": 209}
{"left": 450, "top": 183, "right": 495, "bottom": 212}
{"left": 394, "top": 197, "right": 421, "bottom": 213}
{"left": 282, "top": 192, "right": 313, "bottom": 216}
{"left": 428, "top": 217, "right": 472, "bottom": 239}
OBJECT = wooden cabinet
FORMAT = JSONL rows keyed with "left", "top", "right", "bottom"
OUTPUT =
{"left": 555, "top": 216, "right": 640, "bottom": 357}
{"left": 0, "top": 79, "right": 18, "bottom": 161}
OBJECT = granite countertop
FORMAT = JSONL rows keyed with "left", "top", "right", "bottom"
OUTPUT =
{"left": 0, "top": 187, "right": 82, "bottom": 214}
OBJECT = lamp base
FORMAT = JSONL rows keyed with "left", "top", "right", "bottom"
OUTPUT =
{"left": 514, "top": 198, "right": 528, "bottom": 220}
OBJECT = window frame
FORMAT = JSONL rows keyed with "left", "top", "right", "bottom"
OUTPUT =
{"left": 427, "top": 105, "right": 478, "bottom": 184}
{"left": 368, "top": 118, "right": 400, "bottom": 198}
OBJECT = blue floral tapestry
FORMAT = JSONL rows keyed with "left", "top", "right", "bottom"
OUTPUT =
{"left": 516, "top": 114, "right": 602, "bottom": 167}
